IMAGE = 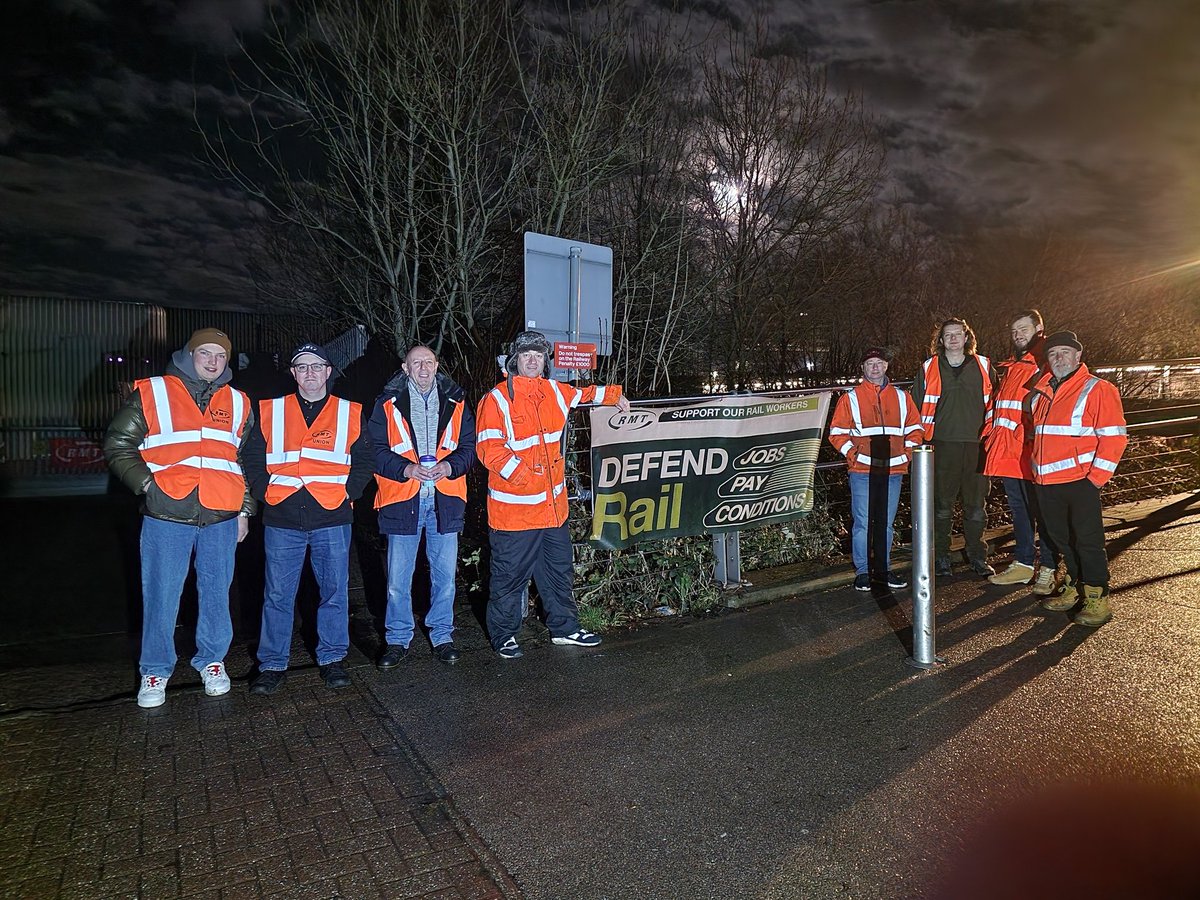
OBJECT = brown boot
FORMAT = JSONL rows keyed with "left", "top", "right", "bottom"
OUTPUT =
{"left": 1041, "top": 574, "right": 1078, "bottom": 611}
{"left": 1073, "top": 584, "right": 1112, "bottom": 627}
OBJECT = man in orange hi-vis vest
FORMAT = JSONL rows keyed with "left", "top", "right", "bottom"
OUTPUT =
{"left": 368, "top": 344, "right": 476, "bottom": 669}
{"left": 476, "top": 330, "right": 630, "bottom": 659}
{"left": 104, "top": 328, "right": 254, "bottom": 709}
{"left": 242, "top": 342, "right": 374, "bottom": 695}
{"left": 912, "top": 317, "right": 998, "bottom": 579}
{"left": 828, "top": 347, "right": 923, "bottom": 592}
{"left": 1030, "top": 331, "right": 1127, "bottom": 627}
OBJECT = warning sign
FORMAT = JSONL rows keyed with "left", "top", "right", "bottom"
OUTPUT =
{"left": 554, "top": 342, "right": 597, "bottom": 370}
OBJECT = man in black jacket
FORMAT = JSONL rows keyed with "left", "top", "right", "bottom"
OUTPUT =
{"left": 368, "top": 345, "right": 475, "bottom": 667}
{"left": 242, "top": 342, "right": 374, "bottom": 694}
{"left": 104, "top": 328, "right": 255, "bottom": 709}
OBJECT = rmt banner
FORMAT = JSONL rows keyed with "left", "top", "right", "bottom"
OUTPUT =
{"left": 588, "top": 393, "right": 832, "bottom": 549}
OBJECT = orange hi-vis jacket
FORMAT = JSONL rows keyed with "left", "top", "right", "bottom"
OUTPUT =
{"left": 1030, "top": 364, "right": 1127, "bottom": 487}
{"left": 828, "top": 381, "right": 922, "bottom": 474}
{"left": 983, "top": 349, "right": 1041, "bottom": 479}
{"left": 374, "top": 395, "right": 467, "bottom": 508}
{"left": 476, "top": 376, "right": 624, "bottom": 531}
{"left": 135, "top": 375, "right": 250, "bottom": 512}
{"left": 261, "top": 394, "right": 362, "bottom": 510}
{"left": 918, "top": 354, "right": 993, "bottom": 442}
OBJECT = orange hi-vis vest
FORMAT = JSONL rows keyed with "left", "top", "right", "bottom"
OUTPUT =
{"left": 476, "top": 376, "right": 624, "bottom": 531}
{"left": 373, "top": 395, "right": 467, "bottom": 508}
{"left": 918, "top": 354, "right": 993, "bottom": 442}
{"left": 261, "top": 394, "right": 362, "bottom": 510}
{"left": 1030, "top": 364, "right": 1127, "bottom": 487}
{"left": 828, "top": 381, "right": 923, "bottom": 474}
{"left": 983, "top": 351, "right": 1041, "bottom": 479}
{"left": 135, "top": 375, "right": 250, "bottom": 512}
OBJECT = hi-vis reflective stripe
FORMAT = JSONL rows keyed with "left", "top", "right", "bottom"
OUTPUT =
{"left": 499, "top": 457, "right": 520, "bottom": 478}
{"left": 266, "top": 397, "right": 288, "bottom": 464}
{"left": 489, "top": 482, "right": 566, "bottom": 505}
{"left": 149, "top": 378, "right": 175, "bottom": 434}
{"left": 843, "top": 388, "right": 909, "bottom": 436}
{"left": 141, "top": 429, "right": 202, "bottom": 449}
{"left": 593, "top": 386, "right": 607, "bottom": 404}
{"left": 1034, "top": 457, "right": 1084, "bottom": 476}
{"left": 388, "top": 406, "right": 415, "bottom": 455}
{"left": 139, "top": 378, "right": 244, "bottom": 450}
{"left": 1093, "top": 457, "right": 1119, "bottom": 472}
{"left": 857, "top": 454, "right": 909, "bottom": 467}
{"left": 1036, "top": 424, "right": 1096, "bottom": 437}
{"left": 995, "top": 399, "right": 1023, "bottom": 410}
{"left": 486, "top": 387, "right": 563, "bottom": 450}
{"left": 147, "top": 456, "right": 242, "bottom": 474}
{"left": 488, "top": 388, "right": 518, "bottom": 447}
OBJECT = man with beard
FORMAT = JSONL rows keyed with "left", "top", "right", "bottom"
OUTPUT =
{"left": 1029, "top": 332, "right": 1126, "bottom": 626}
{"left": 104, "top": 328, "right": 254, "bottom": 708}
{"left": 243, "top": 342, "right": 374, "bottom": 694}
{"left": 912, "top": 317, "right": 998, "bottom": 577}
{"left": 984, "top": 310, "right": 1060, "bottom": 591}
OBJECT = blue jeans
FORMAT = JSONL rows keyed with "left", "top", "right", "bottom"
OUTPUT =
{"left": 257, "top": 523, "right": 351, "bottom": 670}
{"left": 848, "top": 472, "right": 903, "bottom": 575}
{"left": 139, "top": 516, "right": 237, "bottom": 678}
{"left": 1001, "top": 477, "right": 1055, "bottom": 568}
{"left": 386, "top": 494, "right": 458, "bottom": 647}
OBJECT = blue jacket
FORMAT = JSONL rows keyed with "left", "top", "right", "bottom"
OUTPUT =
{"left": 368, "top": 371, "right": 475, "bottom": 535}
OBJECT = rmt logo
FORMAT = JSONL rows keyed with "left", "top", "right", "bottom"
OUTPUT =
{"left": 608, "top": 410, "right": 656, "bottom": 431}
{"left": 312, "top": 429, "right": 334, "bottom": 445}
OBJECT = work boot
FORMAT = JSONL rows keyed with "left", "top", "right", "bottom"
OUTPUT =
{"left": 1073, "top": 584, "right": 1112, "bottom": 628}
{"left": 1041, "top": 574, "right": 1078, "bottom": 611}
{"left": 988, "top": 561, "right": 1034, "bottom": 585}
{"left": 1030, "top": 565, "right": 1058, "bottom": 596}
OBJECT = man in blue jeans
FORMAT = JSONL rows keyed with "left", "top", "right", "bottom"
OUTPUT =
{"left": 104, "top": 328, "right": 255, "bottom": 708}
{"left": 828, "top": 347, "right": 923, "bottom": 590}
{"left": 369, "top": 345, "right": 476, "bottom": 667}
{"left": 242, "top": 342, "right": 375, "bottom": 694}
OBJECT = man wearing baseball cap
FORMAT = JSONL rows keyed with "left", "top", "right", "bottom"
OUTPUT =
{"left": 104, "top": 327, "right": 254, "bottom": 708}
{"left": 475, "top": 329, "right": 630, "bottom": 659}
{"left": 1028, "top": 331, "right": 1127, "bottom": 626}
{"left": 242, "top": 341, "right": 375, "bottom": 693}
{"left": 828, "top": 347, "right": 923, "bottom": 591}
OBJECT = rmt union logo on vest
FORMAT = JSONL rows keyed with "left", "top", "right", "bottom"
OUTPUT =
{"left": 312, "top": 429, "right": 334, "bottom": 446}
{"left": 210, "top": 407, "right": 232, "bottom": 425}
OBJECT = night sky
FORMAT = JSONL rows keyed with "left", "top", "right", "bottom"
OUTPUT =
{"left": 2, "top": 0, "right": 1198, "bottom": 310}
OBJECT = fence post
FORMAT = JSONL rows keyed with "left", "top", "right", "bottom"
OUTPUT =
{"left": 907, "top": 445, "right": 941, "bottom": 669}
{"left": 713, "top": 531, "right": 742, "bottom": 586}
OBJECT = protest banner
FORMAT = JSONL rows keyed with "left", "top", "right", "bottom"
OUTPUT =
{"left": 588, "top": 392, "right": 832, "bottom": 549}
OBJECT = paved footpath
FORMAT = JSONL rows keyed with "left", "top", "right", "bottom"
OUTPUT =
{"left": 3, "top": 494, "right": 1200, "bottom": 898}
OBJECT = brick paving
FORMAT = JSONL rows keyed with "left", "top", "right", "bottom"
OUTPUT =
{"left": 0, "top": 662, "right": 521, "bottom": 899}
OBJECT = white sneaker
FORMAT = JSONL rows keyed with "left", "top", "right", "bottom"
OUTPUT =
{"left": 200, "top": 662, "right": 231, "bottom": 697}
{"left": 137, "top": 675, "right": 168, "bottom": 708}
{"left": 551, "top": 630, "right": 602, "bottom": 647}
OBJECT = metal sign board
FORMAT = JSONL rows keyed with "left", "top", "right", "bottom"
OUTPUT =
{"left": 523, "top": 232, "right": 612, "bottom": 379}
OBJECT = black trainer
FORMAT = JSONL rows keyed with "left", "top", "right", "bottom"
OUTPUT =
{"left": 319, "top": 661, "right": 351, "bottom": 689}
{"left": 249, "top": 670, "right": 286, "bottom": 696}
{"left": 934, "top": 557, "right": 953, "bottom": 577}
{"left": 377, "top": 645, "right": 409, "bottom": 670}
{"left": 969, "top": 558, "right": 996, "bottom": 578}
{"left": 884, "top": 571, "right": 908, "bottom": 590}
{"left": 853, "top": 573, "right": 872, "bottom": 591}
{"left": 433, "top": 642, "right": 461, "bottom": 664}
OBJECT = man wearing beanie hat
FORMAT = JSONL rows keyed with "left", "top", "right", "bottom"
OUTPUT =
{"left": 475, "top": 329, "right": 631, "bottom": 659}
{"left": 242, "top": 341, "right": 375, "bottom": 694}
{"left": 104, "top": 327, "right": 255, "bottom": 708}
{"left": 983, "top": 309, "right": 1061, "bottom": 591}
{"left": 829, "top": 347, "right": 923, "bottom": 591}
{"left": 1028, "top": 330, "right": 1127, "bottom": 626}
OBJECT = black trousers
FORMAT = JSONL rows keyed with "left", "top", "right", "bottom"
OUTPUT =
{"left": 1034, "top": 478, "right": 1110, "bottom": 588}
{"left": 932, "top": 440, "right": 990, "bottom": 561}
{"left": 486, "top": 523, "right": 579, "bottom": 648}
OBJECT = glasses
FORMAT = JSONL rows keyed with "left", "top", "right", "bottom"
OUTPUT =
{"left": 292, "top": 363, "right": 329, "bottom": 374}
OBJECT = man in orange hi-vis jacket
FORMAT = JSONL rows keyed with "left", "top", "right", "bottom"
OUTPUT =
{"left": 1030, "top": 331, "right": 1127, "bottom": 627}
{"left": 475, "top": 330, "right": 630, "bottom": 659}
{"left": 828, "top": 347, "right": 923, "bottom": 592}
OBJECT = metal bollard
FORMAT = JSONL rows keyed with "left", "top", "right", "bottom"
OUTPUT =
{"left": 907, "top": 445, "right": 942, "bottom": 669}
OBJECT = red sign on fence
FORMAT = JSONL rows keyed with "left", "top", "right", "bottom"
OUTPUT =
{"left": 554, "top": 342, "right": 598, "bottom": 370}
{"left": 50, "top": 438, "right": 107, "bottom": 471}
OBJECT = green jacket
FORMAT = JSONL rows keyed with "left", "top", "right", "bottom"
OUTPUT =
{"left": 103, "top": 349, "right": 256, "bottom": 525}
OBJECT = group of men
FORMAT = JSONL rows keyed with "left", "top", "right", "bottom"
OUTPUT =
{"left": 104, "top": 328, "right": 627, "bottom": 709}
{"left": 830, "top": 310, "right": 1128, "bottom": 628}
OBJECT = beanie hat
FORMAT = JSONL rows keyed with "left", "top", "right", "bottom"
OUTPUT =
{"left": 187, "top": 328, "right": 232, "bottom": 357}
{"left": 861, "top": 347, "right": 888, "bottom": 364}
{"left": 290, "top": 342, "right": 332, "bottom": 365}
{"left": 505, "top": 330, "right": 553, "bottom": 376}
{"left": 1043, "top": 331, "right": 1083, "bottom": 353}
